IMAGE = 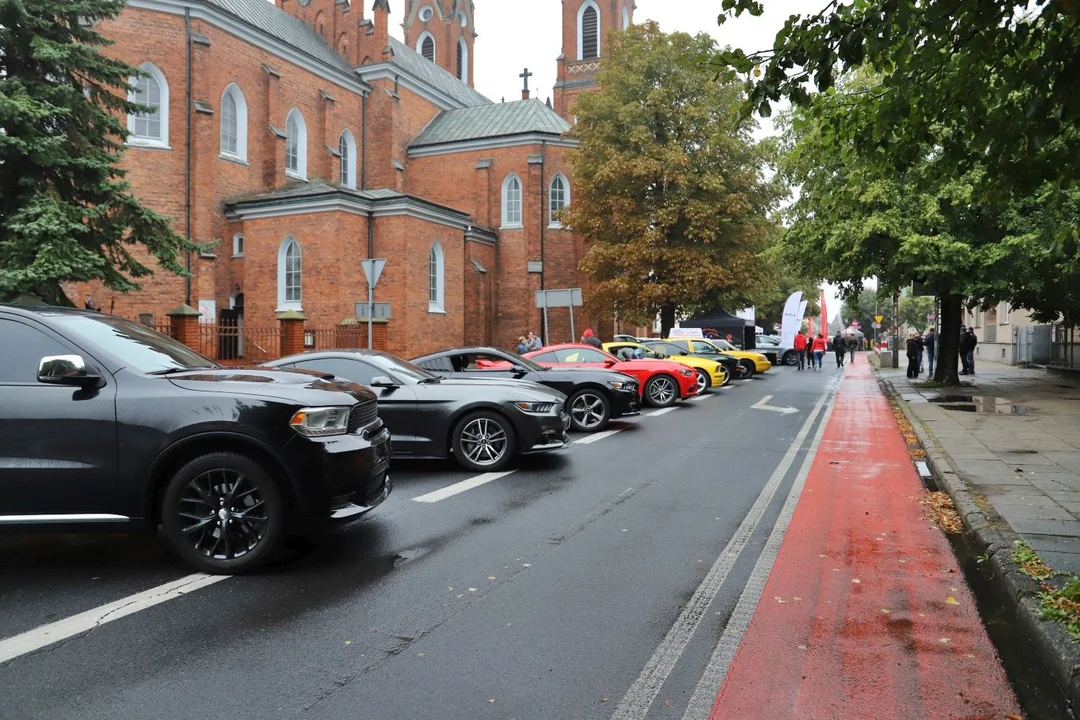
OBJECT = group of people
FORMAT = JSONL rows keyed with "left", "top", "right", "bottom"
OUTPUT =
{"left": 793, "top": 331, "right": 858, "bottom": 371}
{"left": 904, "top": 326, "right": 978, "bottom": 379}
{"left": 514, "top": 331, "right": 543, "bottom": 355}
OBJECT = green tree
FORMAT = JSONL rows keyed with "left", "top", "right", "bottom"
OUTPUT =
{"left": 840, "top": 287, "right": 893, "bottom": 340}
{"left": 898, "top": 295, "right": 935, "bottom": 333}
{"left": 0, "top": 0, "right": 194, "bottom": 305}
{"left": 744, "top": 241, "right": 819, "bottom": 331}
{"left": 566, "top": 22, "right": 779, "bottom": 337}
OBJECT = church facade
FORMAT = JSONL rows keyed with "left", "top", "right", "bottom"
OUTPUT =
{"left": 75, "top": 0, "right": 635, "bottom": 359}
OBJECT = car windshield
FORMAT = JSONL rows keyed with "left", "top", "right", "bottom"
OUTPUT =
{"left": 364, "top": 352, "right": 440, "bottom": 383}
{"left": 52, "top": 314, "right": 217, "bottom": 374}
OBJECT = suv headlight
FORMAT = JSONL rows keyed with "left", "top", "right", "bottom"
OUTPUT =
{"left": 514, "top": 401, "right": 557, "bottom": 415}
{"left": 289, "top": 406, "right": 350, "bottom": 437}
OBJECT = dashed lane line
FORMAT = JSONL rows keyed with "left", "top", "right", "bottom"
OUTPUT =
{"left": 411, "top": 470, "right": 517, "bottom": 503}
{"left": 646, "top": 407, "right": 679, "bottom": 417}
{"left": 573, "top": 429, "right": 623, "bottom": 445}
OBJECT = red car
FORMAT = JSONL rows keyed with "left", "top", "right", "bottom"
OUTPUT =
{"left": 524, "top": 344, "right": 698, "bottom": 408}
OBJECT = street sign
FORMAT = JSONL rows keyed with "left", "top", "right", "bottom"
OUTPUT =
{"left": 874, "top": 315, "right": 884, "bottom": 323}
{"left": 927, "top": 313, "right": 936, "bottom": 321}
{"left": 354, "top": 302, "right": 392, "bottom": 320}
{"left": 872, "top": 321, "right": 881, "bottom": 329}
{"left": 361, "top": 258, "right": 386, "bottom": 289}
{"left": 534, "top": 288, "right": 583, "bottom": 309}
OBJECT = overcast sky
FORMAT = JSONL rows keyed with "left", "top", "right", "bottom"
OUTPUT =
{"left": 380, "top": 0, "right": 842, "bottom": 322}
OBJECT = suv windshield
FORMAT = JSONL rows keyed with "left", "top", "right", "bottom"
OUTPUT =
{"left": 365, "top": 352, "right": 440, "bottom": 383}
{"left": 53, "top": 314, "right": 216, "bottom": 374}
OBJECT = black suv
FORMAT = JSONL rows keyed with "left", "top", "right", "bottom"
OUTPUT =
{"left": 0, "top": 305, "right": 392, "bottom": 574}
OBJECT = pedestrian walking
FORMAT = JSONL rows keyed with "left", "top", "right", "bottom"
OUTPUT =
{"left": 581, "top": 328, "right": 603, "bottom": 349}
{"left": 847, "top": 334, "right": 856, "bottom": 364}
{"left": 906, "top": 332, "right": 921, "bottom": 379}
{"left": 924, "top": 327, "right": 937, "bottom": 377}
{"left": 525, "top": 331, "right": 542, "bottom": 352}
{"left": 793, "top": 331, "right": 808, "bottom": 370}
{"left": 515, "top": 336, "right": 528, "bottom": 354}
{"left": 833, "top": 331, "right": 846, "bottom": 368}
{"left": 811, "top": 333, "right": 827, "bottom": 370}
{"left": 803, "top": 331, "right": 814, "bottom": 369}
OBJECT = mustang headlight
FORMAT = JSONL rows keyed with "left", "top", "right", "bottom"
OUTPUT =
{"left": 289, "top": 406, "right": 350, "bottom": 437}
{"left": 680, "top": 368, "right": 694, "bottom": 377}
{"left": 609, "top": 380, "right": 631, "bottom": 390}
{"left": 514, "top": 401, "right": 557, "bottom": 415}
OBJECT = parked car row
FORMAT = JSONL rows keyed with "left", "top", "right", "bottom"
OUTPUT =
{"left": 0, "top": 304, "right": 773, "bottom": 575}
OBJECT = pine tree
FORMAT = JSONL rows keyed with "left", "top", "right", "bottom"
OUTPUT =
{"left": 0, "top": 0, "right": 194, "bottom": 305}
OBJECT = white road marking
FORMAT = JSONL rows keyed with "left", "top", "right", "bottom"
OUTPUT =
{"left": 0, "top": 573, "right": 229, "bottom": 665}
{"left": 646, "top": 407, "right": 678, "bottom": 417}
{"left": 573, "top": 429, "right": 623, "bottom": 445}
{"left": 609, "top": 380, "right": 837, "bottom": 720}
{"left": 681, "top": 379, "right": 840, "bottom": 720}
{"left": 412, "top": 471, "right": 517, "bottom": 503}
{"left": 691, "top": 393, "right": 716, "bottom": 401}
{"left": 750, "top": 394, "right": 799, "bottom": 415}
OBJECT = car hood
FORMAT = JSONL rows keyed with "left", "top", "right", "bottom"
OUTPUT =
{"left": 427, "top": 377, "right": 566, "bottom": 401}
{"left": 166, "top": 367, "right": 376, "bottom": 406}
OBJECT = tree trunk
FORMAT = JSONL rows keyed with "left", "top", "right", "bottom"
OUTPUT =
{"left": 934, "top": 293, "right": 963, "bottom": 384}
{"left": 660, "top": 305, "right": 676, "bottom": 338}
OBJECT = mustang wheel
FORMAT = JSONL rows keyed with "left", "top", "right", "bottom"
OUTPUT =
{"left": 694, "top": 369, "right": 711, "bottom": 394}
{"left": 645, "top": 374, "right": 678, "bottom": 408}
{"left": 738, "top": 360, "right": 756, "bottom": 379}
{"left": 568, "top": 389, "right": 611, "bottom": 432}
{"left": 453, "top": 411, "right": 517, "bottom": 472}
{"left": 160, "top": 452, "right": 285, "bottom": 574}
{"left": 719, "top": 367, "right": 731, "bottom": 387}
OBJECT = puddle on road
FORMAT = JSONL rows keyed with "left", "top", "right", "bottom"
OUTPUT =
{"left": 928, "top": 395, "right": 977, "bottom": 403}
{"left": 928, "top": 395, "right": 1032, "bottom": 415}
{"left": 392, "top": 547, "right": 430, "bottom": 568}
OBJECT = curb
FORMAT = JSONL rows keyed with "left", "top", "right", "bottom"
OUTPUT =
{"left": 881, "top": 377, "right": 1080, "bottom": 713}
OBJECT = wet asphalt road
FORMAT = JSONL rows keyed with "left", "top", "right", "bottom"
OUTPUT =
{"left": 0, "top": 363, "right": 840, "bottom": 720}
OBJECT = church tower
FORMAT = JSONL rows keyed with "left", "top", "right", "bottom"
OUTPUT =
{"left": 552, "top": 0, "right": 634, "bottom": 122}
{"left": 401, "top": 0, "right": 476, "bottom": 87}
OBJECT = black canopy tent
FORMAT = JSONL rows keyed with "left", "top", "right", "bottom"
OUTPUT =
{"left": 679, "top": 308, "right": 757, "bottom": 349}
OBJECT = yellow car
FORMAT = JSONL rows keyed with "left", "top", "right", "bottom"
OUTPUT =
{"left": 663, "top": 337, "right": 772, "bottom": 378}
{"left": 603, "top": 342, "right": 729, "bottom": 393}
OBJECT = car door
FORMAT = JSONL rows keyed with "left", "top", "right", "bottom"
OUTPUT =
{"left": 285, "top": 357, "right": 421, "bottom": 456}
{"left": 0, "top": 316, "right": 119, "bottom": 517}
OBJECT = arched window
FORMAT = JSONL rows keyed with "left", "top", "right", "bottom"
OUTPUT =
{"left": 578, "top": 1, "right": 600, "bottom": 60}
{"left": 220, "top": 83, "right": 247, "bottom": 161}
{"left": 502, "top": 174, "right": 523, "bottom": 228}
{"left": 549, "top": 174, "right": 570, "bottom": 226}
{"left": 127, "top": 63, "right": 169, "bottom": 147}
{"left": 622, "top": 5, "right": 631, "bottom": 30}
{"left": 418, "top": 32, "right": 436, "bottom": 63}
{"left": 278, "top": 236, "right": 302, "bottom": 311}
{"left": 428, "top": 242, "right": 445, "bottom": 313}
{"left": 284, "top": 108, "right": 307, "bottom": 179}
{"left": 457, "top": 37, "right": 468, "bottom": 83}
{"left": 338, "top": 129, "right": 356, "bottom": 188}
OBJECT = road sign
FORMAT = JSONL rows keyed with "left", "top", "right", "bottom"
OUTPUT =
{"left": 361, "top": 258, "right": 386, "bottom": 289}
{"left": 927, "top": 313, "right": 936, "bottom": 321}
{"left": 534, "top": 288, "right": 583, "bottom": 309}
{"left": 872, "top": 321, "right": 881, "bottom": 329}
{"left": 874, "top": 315, "right": 884, "bottom": 323}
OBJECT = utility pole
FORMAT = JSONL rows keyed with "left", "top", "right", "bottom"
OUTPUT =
{"left": 892, "top": 290, "right": 900, "bottom": 369}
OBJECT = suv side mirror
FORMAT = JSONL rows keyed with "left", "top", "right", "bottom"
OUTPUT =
{"left": 370, "top": 375, "right": 398, "bottom": 388}
{"left": 38, "top": 355, "right": 101, "bottom": 387}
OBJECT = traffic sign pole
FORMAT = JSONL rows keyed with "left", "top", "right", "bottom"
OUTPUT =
{"left": 361, "top": 259, "right": 386, "bottom": 350}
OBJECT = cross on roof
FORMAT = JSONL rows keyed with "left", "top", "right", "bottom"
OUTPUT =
{"left": 519, "top": 67, "right": 533, "bottom": 93}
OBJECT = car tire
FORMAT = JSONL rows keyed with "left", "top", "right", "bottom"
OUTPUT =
{"left": 568, "top": 389, "right": 611, "bottom": 432}
{"left": 782, "top": 351, "right": 798, "bottom": 366}
{"left": 738, "top": 360, "right": 757, "bottom": 379}
{"left": 160, "top": 452, "right": 286, "bottom": 575}
{"left": 694, "top": 369, "right": 711, "bottom": 395}
{"left": 644, "top": 374, "right": 678, "bottom": 408}
{"left": 719, "top": 367, "right": 731, "bottom": 387}
{"left": 452, "top": 411, "right": 517, "bottom": 472}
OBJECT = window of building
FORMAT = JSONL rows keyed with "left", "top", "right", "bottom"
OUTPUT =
{"left": 419, "top": 5, "right": 434, "bottom": 21}
{"left": 127, "top": 63, "right": 169, "bottom": 148}
{"left": 457, "top": 38, "right": 468, "bottom": 83}
{"left": 418, "top": 32, "right": 436, "bottom": 63}
{"left": 502, "top": 174, "right": 523, "bottom": 228}
{"left": 278, "top": 236, "right": 302, "bottom": 311}
{"left": 232, "top": 233, "right": 244, "bottom": 257}
{"left": 985, "top": 306, "right": 998, "bottom": 326}
{"left": 459, "top": 11, "right": 468, "bottom": 26}
{"left": 284, "top": 108, "right": 307, "bottom": 179}
{"left": 622, "top": 5, "right": 630, "bottom": 30}
{"left": 429, "top": 241, "right": 445, "bottom": 313}
{"left": 220, "top": 83, "right": 247, "bottom": 161}
{"left": 1003, "top": 303, "right": 1011, "bottom": 324}
{"left": 549, "top": 174, "right": 570, "bottom": 226}
{"left": 338, "top": 129, "right": 356, "bottom": 188}
{"left": 578, "top": 1, "right": 600, "bottom": 60}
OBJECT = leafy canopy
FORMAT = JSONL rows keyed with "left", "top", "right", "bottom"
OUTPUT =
{"left": 566, "top": 22, "right": 779, "bottom": 334}
{"left": 0, "top": 0, "right": 194, "bottom": 305}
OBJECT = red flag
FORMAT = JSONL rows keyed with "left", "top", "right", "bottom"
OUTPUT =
{"left": 807, "top": 316, "right": 816, "bottom": 336}
{"left": 819, "top": 289, "right": 828, "bottom": 333}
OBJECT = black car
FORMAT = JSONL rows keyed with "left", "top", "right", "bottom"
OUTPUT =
{"left": 0, "top": 305, "right": 391, "bottom": 574}
{"left": 264, "top": 350, "right": 570, "bottom": 472}
{"left": 643, "top": 340, "right": 745, "bottom": 381}
{"left": 411, "top": 347, "right": 641, "bottom": 432}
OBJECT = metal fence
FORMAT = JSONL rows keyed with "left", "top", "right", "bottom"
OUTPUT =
{"left": 1050, "top": 325, "right": 1076, "bottom": 368}
{"left": 193, "top": 324, "right": 281, "bottom": 365}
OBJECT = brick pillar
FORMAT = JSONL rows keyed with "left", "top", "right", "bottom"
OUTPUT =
{"left": 336, "top": 319, "right": 362, "bottom": 348}
{"left": 278, "top": 309, "right": 306, "bottom": 357}
{"left": 167, "top": 304, "right": 201, "bottom": 352}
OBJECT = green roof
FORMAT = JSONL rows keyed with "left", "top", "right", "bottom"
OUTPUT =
{"left": 387, "top": 37, "right": 492, "bottom": 108}
{"left": 411, "top": 99, "right": 571, "bottom": 148}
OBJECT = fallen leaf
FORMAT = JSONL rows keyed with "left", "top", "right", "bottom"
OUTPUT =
{"left": 881, "top": 609, "right": 890, "bottom": 615}
{"left": 488, "top": 699, "right": 495, "bottom": 704}
{"left": 600, "top": 698, "right": 608, "bottom": 703}
{"left": 899, "top": 559, "right": 907, "bottom": 563}
{"left": 819, "top": 554, "right": 827, "bottom": 558}
{"left": 448, "top": 587, "right": 453, "bottom": 591}
{"left": 621, "top": 529, "right": 628, "bottom": 532}
{"left": 344, "top": 641, "right": 352, "bottom": 646}
{"left": 852, "top": 579, "right": 861, "bottom": 584}
{"left": 945, "top": 597, "right": 959, "bottom": 605}
{"left": 418, "top": 652, "right": 424, "bottom": 657}
{"left": 797, "top": 645, "right": 807, "bottom": 650}
{"left": 793, "top": 596, "right": 802, "bottom": 602}
{"left": 939, "top": 638, "right": 950, "bottom": 644}
{"left": 523, "top": 563, "right": 531, "bottom": 568}
{"left": 488, "top": 576, "right": 496, "bottom": 580}
{"left": 468, "top": 588, "right": 477, "bottom": 592}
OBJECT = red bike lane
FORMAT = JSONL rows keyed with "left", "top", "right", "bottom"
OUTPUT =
{"left": 709, "top": 362, "right": 1021, "bottom": 719}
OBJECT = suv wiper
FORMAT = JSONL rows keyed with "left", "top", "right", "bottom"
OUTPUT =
{"left": 147, "top": 366, "right": 217, "bottom": 376}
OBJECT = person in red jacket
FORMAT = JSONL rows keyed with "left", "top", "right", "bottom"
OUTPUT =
{"left": 792, "top": 331, "right": 808, "bottom": 370}
{"left": 811, "top": 333, "right": 828, "bottom": 370}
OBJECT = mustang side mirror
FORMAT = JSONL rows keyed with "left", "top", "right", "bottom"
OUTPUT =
{"left": 604, "top": 358, "right": 617, "bottom": 367}
{"left": 370, "top": 376, "right": 398, "bottom": 388}
{"left": 38, "top": 355, "right": 101, "bottom": 388}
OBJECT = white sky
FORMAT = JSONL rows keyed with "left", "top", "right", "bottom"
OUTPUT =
{"left": 383, "top": 0, "right": 841, "bottom": 321}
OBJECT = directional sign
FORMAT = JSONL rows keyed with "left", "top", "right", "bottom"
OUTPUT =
{"left": 874, "top": 315, "right": 885, "bottom": 323}
{"left": 751, "top": 395, "right": 798, "bottom": 415}
{"left": 361, "top": 258, "right": 386, "bottom": 289}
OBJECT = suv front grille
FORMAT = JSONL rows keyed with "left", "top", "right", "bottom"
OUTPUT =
{"left": 347, "top": 400, "right": 378, "bottom": 434}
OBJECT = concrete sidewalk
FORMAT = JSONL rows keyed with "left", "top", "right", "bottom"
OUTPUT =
{"left": 879, "top": 360, "right": 1080, "bottom": 574}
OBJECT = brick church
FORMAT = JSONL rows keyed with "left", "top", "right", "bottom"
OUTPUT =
{"left": 76, "top": 0, "right": 636, "bottom": 359}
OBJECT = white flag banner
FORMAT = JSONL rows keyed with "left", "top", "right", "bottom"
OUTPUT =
{"left": 779, "top": 292, "right": 804, "bottom": 348}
